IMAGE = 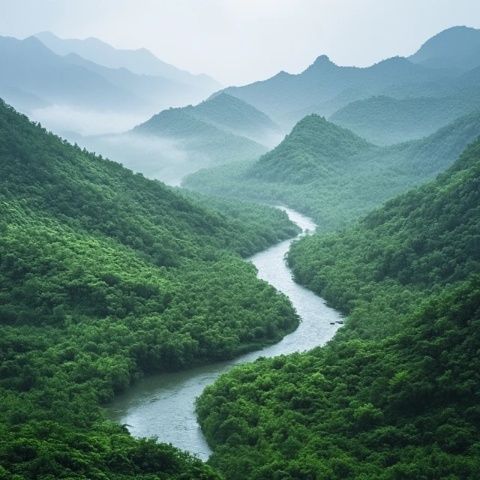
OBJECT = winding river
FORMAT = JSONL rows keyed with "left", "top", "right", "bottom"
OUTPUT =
{"left": 108, "top": 207, "right": 342, "bottom": 460}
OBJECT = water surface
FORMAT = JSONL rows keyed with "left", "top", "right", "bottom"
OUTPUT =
{"left": 109, "top": 207, "right": 342, "bottom": 460}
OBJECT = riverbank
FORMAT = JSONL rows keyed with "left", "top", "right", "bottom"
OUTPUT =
{"left": 108, "top": 207, "right": 342, "bottom": 459}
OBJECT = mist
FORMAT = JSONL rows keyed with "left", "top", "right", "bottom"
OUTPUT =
{"left": 29, "top": 104, "right": 153, "bottom": 136}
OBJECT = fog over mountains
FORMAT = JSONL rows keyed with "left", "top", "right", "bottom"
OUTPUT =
{"left": 1, "top": 26, "right": 480, "bottom": 185}
{"left": 0, "top": 32, "right": 221, "bottom": 135}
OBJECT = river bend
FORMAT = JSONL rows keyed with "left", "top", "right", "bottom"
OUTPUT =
{"left": 108, "top": 207, "right": 342, "bottom": 460}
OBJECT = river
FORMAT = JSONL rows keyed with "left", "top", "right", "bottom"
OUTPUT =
{"left": 108, "top": 207, "right": 342, "bottom": 460}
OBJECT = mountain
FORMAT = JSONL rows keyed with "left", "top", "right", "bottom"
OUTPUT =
{"left": 214, "top": 27, "right": 480, "bottom": 130}
{"left": 184, "top": 111, "right": 480, "bottom": 230}
{"left": 330, "top": 93, "right": 480, "bottom": 145}
{"left": 196, "top": 138, "right": 480, "bottom": 480}
{"left": 248, "top": 114, "right": 374, "bottom": 183}
{"left": 35, "top": 31, "right": 220, "bottom": 91}
{"left": 63, "top": 52, "right": 198, "bottom": 109}
{"left": 0, "top": 35, "right": 138, "bottom": 110}
{"left": 0, "top": 99, "right": 300, "bottom": 479}
{"left": 409, "top": 26, "right": 480, "bottom": 71}
{"left": 222, "top": 54, "right": 451, "bottom": 127}
{"left": 122, "top": 101, "right": 269, "bottom": 173}
{"left": 184, "top": 92, "right": 282, "bottom": 145}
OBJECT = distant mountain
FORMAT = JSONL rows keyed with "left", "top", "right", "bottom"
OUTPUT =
{"left": 409, "top": 26, "right": 480, "bottom": 71}
{"left": 330, "top": 93, "right": 480, "bottom": 145}
{"left": 222, "top": 54, "right": 451, "bottom": 127}
{"left": 184, "top": 111, "right": 480, "bottom": 230}
{"left": 184, "top": 93, "right": 282, "bottom": 145}
{"left": 0, "top": 34, "right": 223, "bottom": 137}
{"left": 216, "top": 27, "right": 480, "bottom": 130}
{"left": 63, "top": 52, "right": 198, "bottom": 109}
{"left": 133, "top": 105, "right": 267, "bottom": 165}
{"left": 75, "top": 94, "right": 276, "bottom": 185}
{"left": 0, "top": 35, "right": 138, "bottom": 111}
{"left": 35, "top": 31, "right": 220, "bottom": 91}
{"left": 248, "top": 114, "right": 374, "bottom": 183}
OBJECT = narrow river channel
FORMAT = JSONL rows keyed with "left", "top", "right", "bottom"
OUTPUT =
{"left": 108, "top": 207, "right": 342, "bottom": 460}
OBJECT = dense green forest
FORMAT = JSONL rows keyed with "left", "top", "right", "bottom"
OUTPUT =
{"left": 330, "top": 93, "right": 480, "bottom": 145}
{"left": 196, "top": 139, "right": 480, "bottom": 479}
{"left": 185, "top": 112, "right": 480, "bottom": 231}
{"left": 133, "top": 103, "right": 267, "bottom": 166}
{"left": 0, "top": 100, "right": 300, "bottom": 479}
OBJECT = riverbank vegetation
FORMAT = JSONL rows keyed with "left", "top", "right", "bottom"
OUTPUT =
{"left": 0, "top": 100, "right": 299, "bottom": 479}
{"left": 196, "top": 139, "right": 480, "bottom": 479}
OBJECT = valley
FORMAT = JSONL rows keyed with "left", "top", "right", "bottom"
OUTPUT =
{"left": 1, "top": 13, "right": 480, "bottom": 480}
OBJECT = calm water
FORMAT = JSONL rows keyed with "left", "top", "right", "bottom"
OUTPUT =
{"left": 108, "top": 207, "right": 342, "bottom": 460}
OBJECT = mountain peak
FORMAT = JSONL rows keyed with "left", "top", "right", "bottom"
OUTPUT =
{"left": 409, "top": 25, "right": 480, "bottom": 71}
{"left": 309, "top": 54, "right": 335, "bottom": 68}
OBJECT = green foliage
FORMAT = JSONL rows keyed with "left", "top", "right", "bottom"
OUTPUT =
{"left": 134, "top": 104, "right": 267, "bottom": 165}
{"left": 196, "top": 140, "right": 480, "bottom": 479}
{"left": 330, "top": 94, "right": 480, "bottom": 145}
{"left": 0, "top": 100, "right": 299, "bottom": 479}
{"left": 185, "top": 111, "right": 480, "bottom": 231}
{"left": 248, "top": 114, "right": 374, "bottom": 184}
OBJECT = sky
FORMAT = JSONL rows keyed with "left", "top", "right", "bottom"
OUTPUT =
{"left": 1, "top": 0, "right": 479, "bottom": 85}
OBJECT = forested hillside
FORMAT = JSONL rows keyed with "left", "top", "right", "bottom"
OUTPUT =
{"left": 183, "top": 93, "right": 282, "bottom": 145}
{"left": 330, "top": 94, "right": 480, "bottom": 145}
{"left": 185, "top": 112, "right": 480, "bottom": 231}
{"left": 0, "top": 100, "right": 299, "bottom": 479}
{"left": 133, "top": 104, "right": 267, "bottom": 166}
{"left": 196, "top": 138, "right": 480, "bottom": 480}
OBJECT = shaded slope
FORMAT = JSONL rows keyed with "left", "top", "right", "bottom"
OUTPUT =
{"left": 409, "top": 25, "right": 480, "bottom": 71}
{"left": 133, "top": 106, "right": 267, "bottom": 166}
{"left": 330, "top": 93, "right": 480, "bottom": 145}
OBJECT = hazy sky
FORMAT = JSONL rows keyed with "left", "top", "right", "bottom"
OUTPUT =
{"left": 1, "top": 0, "right": 479, "bottom": 85}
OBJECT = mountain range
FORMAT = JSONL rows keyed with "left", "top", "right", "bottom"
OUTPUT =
{"left": 221, "top": 26, "right": 480, "bottom": 134}
{"left": 184, "top": 110, "right": 480, "bottom": 229}
{"left": 0, "top": 32, "right": 220, "bottom": 135}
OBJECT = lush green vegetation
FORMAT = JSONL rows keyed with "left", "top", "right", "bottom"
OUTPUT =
{"left": 0, "top": 100, "right": 300, "bottom": 479}
{"left": 133, "top": 103, "right": 267, "bottom": 166}
{"left": 330, "top": 94, "right": 480, "bottom": 145}
{"left": 183, "top": 93, "right": 281, "bottom": 145}
{"left": 196, "top": 139, "right": 480, "bottom": 479}
{"left": 185, "top": 112, "right": 480, "bottom": 231}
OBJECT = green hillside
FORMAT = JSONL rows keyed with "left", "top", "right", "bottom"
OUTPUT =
{"left": 185, "top": 112, "right": 480, "bottom": 231}
{"left": 330, "top": 94, "right": 480, "bottom": 145}
{"left": 133, "top": 105, "right": 267, "bottom": 166}
{"left": 196, "top": 138, "right": 480, "bottom": 480}
{"left": 248, "top": 115, "right": 374, "bottom": 183}
{"left": 185, "top": 92, "right": 282, "bottom": 145}
{"left": 0, "top": 100, "right": 299, "bottom": 479}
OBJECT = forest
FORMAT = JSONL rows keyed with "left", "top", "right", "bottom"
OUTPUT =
{"left": 0, "top": 100, "right": 299, "bottom": 479}
{"left": 184, "top": 112, "right": 480, "bottom": 231}
{"left": 196, "top": 139, "right": 480, "bottom": 479}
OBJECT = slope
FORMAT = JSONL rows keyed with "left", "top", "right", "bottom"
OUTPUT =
{"left": 185, "top": 92, "right": 282, "bottom": 145}
{"left": 132, "top": 105, "right": 268, "bottom": 166}
{"left": 184, "top": 112, "right": 480, "bottom": 230}
{"left": 223, "top": 53, "right": 451, "bottom": 127}
{"left": 0, "top": 35, "right": 138, "bottom": 111}
{"left": 35, "top": 31, "right": 220, "bottom": 92}
{"left": 409, "top": 25, "right": 480, "bottom": 71}
{"left": 330, "top": 93, "right": 480, "bottom": 145}
{"left": 0, "top": 100, "right": 299, "bottom": 479}
{"left": 196, "top": 137, "right": 480, "bottom": 480}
